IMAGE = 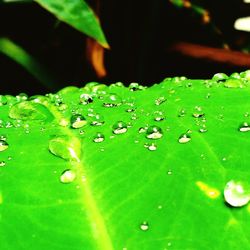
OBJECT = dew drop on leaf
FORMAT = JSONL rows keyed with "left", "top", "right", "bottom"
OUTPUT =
{"left": 9, "top": 101, "right": 54, "bottom": 121}
{"left": 155, "top": 96, "right": 166, "bottom": 106}
{"left": 212, "top": 73, "right": 228, "bottom": 82}
{"left": 90, "top": 114, "right": 105, "bottom": 126}
{"left": 0, "top": 95, "right": 7, "bottom": 106}
{"left": 140, "top": 222, "right": 149, "bottom": 231}
{"left": 103, "top": 93, "right": 122, "bottom": 107}
{"left": 0, "top": 140, "right": 9, "bottom": 152}
{"left": 112, "top": 121, "right": 128, "bottom": 134}
{"left": 70, "top": 114, "right": 87, "bottom": 129}
{"left": 178, "top": 133, "right": 191, "bottom": 144}
{"left": 146, "top": 126, "right": 163, "bottom": 139}
{"left": 60, "top": 169, "right": 76, "bottom": 184}
{"left": 49, "top": 136, "right": 81, "bottom": 162}
{"left": 239, "top": 122, "right": 250, "bottom": 132}
{"left": 178, "top": 108, "right": 186, "bottom": 117}
{"left": 80, "top": 93, "right": 93, "bottom": 105}
{"left": 0, "top": 161, "right": 6, "bottom": 167}
{"left": 153, "top": 111, "right": 165, "bottom": 122}
{"left": 93, "top": 133, "right": 105, "bottom": 143}
{"left": 224, "top": 180, "right": 250, "bottom": 207}
{"left": 144, "top": 142, "right": 157, "bottom": 151}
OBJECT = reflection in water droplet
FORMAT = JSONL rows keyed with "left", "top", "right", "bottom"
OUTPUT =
{"left": 0, "top": 161, "right": 6, "bottom": 167}
{"left": 49, "top": 136, "right": 81, "bottom": 162}
{"left": 178, "top": 109, "right": 186, "bottom": 117}
{"left": 93, "top": 133, "right": 105, "bottom": 143}
{"left": 144, "top": 143, "right": 157, "bottom": 151}
{"left": 0, "top": 140, "right": 8, "bottom": 152}
{"left": 60, "top": 169, "right": 76, "bottom": 184}
{"left": 224, "top": 180, "right": 250, "bottom": 207}
{"left": 155, "top": 96, "right": 166, "bottom": 106}
{"left": 140, "top": 222, "right": 149, "bottom": 231}
{"left": 239, "top": 122, "right": 250, "bottom": 132}
{"left": 112, "top": 121, "right": 128, "bottom": 134}
{"left": 146, "top": 126, "right": 163, "bottom": 139}
{"left": 71, "top": 114, "right": 87, "bottom": 129}
{"left": 178, "top": 133, "right": 191, "bottom": 144}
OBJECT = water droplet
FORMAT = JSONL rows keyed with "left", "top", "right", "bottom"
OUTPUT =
{"left": 49, "top": 136, "right": 81, "bottom": 162}
{"left": 140, "top": 222, "right": 149, "bottom": 231}
{"left": 93, "top": 133, "right": 105, "bottom": 143}
{"left": 112, "top": 121, "right": 128, "bottom": 134}
{"left": 9, "top": 101, "right": 54, "bottom": 121}
{"left": 16, "top": 93, "right": 28, "bottom": 102}
{"left": 155, "top": 96, "right": 166, "bottom": 106}
{"left": 230, "top": 72, "right": 241, "bottom": 79}
{"left": 138, "top": 127, "right": 147, "bottom": 134}
{"left": 199, "top": 125, "right": 208, "bottom": 133}
{"left": 144, "top": 143, "right": 157, "bottom": 151}
{"left": 90, "top": 114, "right": 105, "bottom": 126}
{"left": 178, "top": 109, "right": 186, "bottom": 117}
{"left": 103, "top": 93, "right": 122, "bottom": 107}
{"left": 224, "top": 79, "right": 244, "bottom": 88}
{"left": 0, "top": 161, "right": 6, "bottom": 167}
{"left": 212, "top": 73, "right": 228, "bottom": 82}
{"left": 146, "top": 126, "right": 163, "bottom": 139}
{"left": 71, "top": 114, "right": 87, "bottom": 129}
{"left": 60, "top": 169, "right": 76, "bottom": 184}
{"left": 224, "top": 180, "right": 250, "bottom": 207}
{"left": 167, "top": 170, "right": 172, "bottom": 175}
{"left": 129, "top": 82, "right": 144, "bottom": 91}
{"left": 244, "top": 112, "right": 249, "bottom": 118}
{"left": 0, "top": 140, "right": 9, "bottom": 152}
{"left": 239, "top": 122, "right": 250, "bottom": 132}
{"left": 80, "top": 93, "right": 93, "bottom": 105}
{"left": 153, "top": 111, "right": 165, "bottom": 122}
{"left": 178, "top": 133, "right": 191, "bottom": 144}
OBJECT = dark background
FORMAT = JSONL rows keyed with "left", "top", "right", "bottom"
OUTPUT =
{"left": 0, "top": 0, "right": 249, "bottom": 95}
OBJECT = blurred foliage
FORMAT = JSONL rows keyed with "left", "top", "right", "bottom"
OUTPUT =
{"left": 0, "top": 0, "right": 250, "bottom": 94}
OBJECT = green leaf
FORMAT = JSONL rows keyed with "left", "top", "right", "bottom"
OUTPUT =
{"left": 34, "top": 0, "right": 109, "bottom": 48}
{"left": 0, "top": 38, "right": 59, "bottom": 91}
{"left": 1, "top": 73, "right": 250, "bottom": 249}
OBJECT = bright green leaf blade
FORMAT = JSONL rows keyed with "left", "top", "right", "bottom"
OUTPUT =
{"left": 0, "top": 38, "right": 59, "bottom": 91}
{"left": 1, "top": 75, "right": 250, "bottom": 249}
{"left": 34, "top": 0, "right": 109, "bottom": 48}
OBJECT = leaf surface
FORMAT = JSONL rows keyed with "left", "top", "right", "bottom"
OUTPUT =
{"left": 1, "top": 74, "right": 250, "bottom": 249}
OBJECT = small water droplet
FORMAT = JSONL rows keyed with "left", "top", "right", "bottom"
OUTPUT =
{"left": 112, "top": 121, "right": 128, "bottom": 134}
{"left": 146, "top": 126, "right": 163, "bottom": 139}
{"left": 49, "top": 136, "right": 81, "bottom": 162}
{"left": 239, "top": 122, "right": 250, "bottom": 132}
{"left": 155, "top": 96, "right": 166, "bottom": 106}
{"left": 244, "top": 112, "right": 249, "bottom": 118}
{"left": 71, "top": 114, "right": 87, "bottom": 129}
{"left": 167, "top": 170, "right": 172, "bottom": 175}
{"left": 0, "top": 95, "right": 7, "bottom": 106}
{"left": 0, "top": 140, "right": 9, "bottom": 152}
{"left": 60, "top": 169, "right": 76, "bottom": 184}
{"left": 138, "top": 127, "right": 147, "bottom": 134}
{"left": 93, "top": 133, "right": 105, "bottom": 143}
{"left": 0, "top": 161, "right": 6, "bottom": 167}
{"left": 224, "top": 79, "right": 244, "bottom": 88}
{"left": 129, "top": 82, "right": 145, "bottom": 91}
{"left": 178, "top": 133, "right": 191, "bottom": 144}
{"left": 199, "top": 124, "right": 208, "bottom": 133}
{"left": 144, "top": 143, "right": 157, "bottom": 151}
{"left": 90, "top": 114, "right": 105, "bottom": 126}
{"left": 153, "top": 111, "right": 165, "bottom": 122}
{"left": 103, "top": 93, "right": 122, "bottom": 107}
{"left": 178, "top": 109, "right": 186, "bottom": 117}
{"left": 140, "top": 222, "right": 149, "bottom": 231}
{"left": 80, "top": 93, "right": 93, "bottom": 105}
{"left": 224, "top": 180, "right": 250, "bottom": 207}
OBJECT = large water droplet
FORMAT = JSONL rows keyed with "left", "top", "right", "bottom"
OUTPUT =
{"left": 239, "top": 122, "right": 250, "bottom": 132}
{"left": 49, "top": 136, "right": 81, "bottom": 162}
{"left": 80, "top": 93, "right": 93, "bottom": 105}
{"left": 178, "top": 133, "right": 191, "bottom": 144}
{"left": 71, "top": 114, "right": 87, "bottom": 129}
{"left": 146, "top": 126, "right": 163, "bottom": 139}
{"left": 112, "top": 121, "right": 128, "bottom": 134}
{"left": 60, "top": 169, "right": 76, "bottom": 184}
{"left": 0, "top": 140, "right": 8, "bottom": 152}
{"left": 140, "top": 222, "right": 149, "bottom": 231}
{"left": 224, "top": 180, "right": 250, "bottom": 207}
{"left": 9, "top": 101, "right": 54, "bottom": 121}
{"left": 93, "top": 133, "right": 105, "bottom": 143}
{"left": 212, "top": 73, "right": 228, "bottom": 82}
